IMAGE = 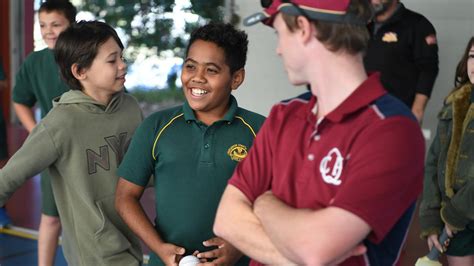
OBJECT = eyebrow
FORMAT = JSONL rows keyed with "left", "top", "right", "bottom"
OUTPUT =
{"left": 184, "top": 58, "right": 222, "bottom": 70}
{"left": 106, "top": 51, "right": 119, "bottom": 58}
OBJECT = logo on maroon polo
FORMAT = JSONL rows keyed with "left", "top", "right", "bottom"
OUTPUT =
{"left": 319, "top": 147, "right": 344, "bottom": 185}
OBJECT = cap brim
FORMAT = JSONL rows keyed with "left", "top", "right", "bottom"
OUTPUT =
{"left": 243, "top": 12, "right": 269, "bottom": 26}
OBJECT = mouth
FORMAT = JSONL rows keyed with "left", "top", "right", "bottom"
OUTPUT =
{"left": 117, "top": 73, "right": 126, "bottom": 80}
{"left": 190, "top": 88, "right": 209, "bottom": 97}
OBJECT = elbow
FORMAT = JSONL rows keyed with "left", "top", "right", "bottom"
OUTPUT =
{"left": 289, "top": 244, "right": 339, "bottom": 266}
{"left": 213, "top": 213, "right": 229, "bottom": 239}
{"left": 114, "top": 193, "right": 127, "bottom": 218}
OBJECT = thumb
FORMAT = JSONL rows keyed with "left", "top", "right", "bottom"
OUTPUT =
{"left": 175, "top": 247, "right": 185, "bottom": 255}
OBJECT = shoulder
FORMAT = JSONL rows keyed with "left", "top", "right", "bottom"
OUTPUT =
{"left": 121, "top": 93, "right": 141, "bottom": 109}
{"left": 141, "top": 105, "right": 184, "bottom": 131}
{"left": 403, "top": 8, "right": 436, "bottom": 31}
{"left": 24, "top": 48, "right": 50, "bottom": 63}
{"left": 271, "top": 94, "right": 311, "bottom": 121}
{"left": 235, "top": 107, "right": 266, "bottom": 126}
{"left": 354, "top": 94, "right": 423, "bottom": 149}
{"left": 371, "top": 93, "right": 417, "bottom": 121}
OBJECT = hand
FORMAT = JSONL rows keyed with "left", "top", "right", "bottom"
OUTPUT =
{"left": 444, "top": 223, "right": 458, "bottom": 238}
{"left": 411, "top": 108, "right": 424, "bottom": 125}
{"left": 156, "top": 242, "right": 185, "bottom": 266}
{"left": 196, "top": 237, "right": 242, "bottom": 265}
{"left": 331, "top": 243, "right": 367, "bottom": 264}
{"left": 427, "top": 234, "right": 446, "bottom": 253}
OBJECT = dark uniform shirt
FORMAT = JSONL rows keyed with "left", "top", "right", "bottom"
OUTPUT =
{"left": 13, "top": 48, "right": 69, "bottom": 117}
{"left": 118, "top": 95, "right": 265, "bottom": 266}
{"left": 364, "top": 3, "right": 439, "bottom": 107}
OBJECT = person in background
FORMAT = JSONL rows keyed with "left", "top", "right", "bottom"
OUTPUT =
{"left": 11, "top": 1, "right": 76, "bottom": 265}
{"left": 213, "top": 0, "right": 425, "bottom": 265}
{"left": 0, "top": 59, "right": 9, "bottom": 228}
{"left": 115, "top": 22, "right": 265, "bottom": 266}
{"left": 419, "top": 36, "right": 474, "bottom": 266}
{"left": 364, "top": 0, "right": 439, "bottom": 123}
{"left": 0, "top": 20, "right": 143, "bottom": 266}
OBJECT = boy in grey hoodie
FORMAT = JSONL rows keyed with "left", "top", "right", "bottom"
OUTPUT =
{"left": 0, "top": 21, "right": 143, "bottom": 266}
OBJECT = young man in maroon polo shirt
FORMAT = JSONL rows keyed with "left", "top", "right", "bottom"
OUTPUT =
{"left": 213, "top": 0, "right": 425, "bottom": 265}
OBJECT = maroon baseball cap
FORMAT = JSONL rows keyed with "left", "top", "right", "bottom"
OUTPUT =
{"left": 243, "top": 0, "right": 366, "bottom": 27}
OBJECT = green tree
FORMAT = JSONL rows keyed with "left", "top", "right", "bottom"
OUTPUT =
{"left": 79, "top": 0, "right": 225, "bottom": 59}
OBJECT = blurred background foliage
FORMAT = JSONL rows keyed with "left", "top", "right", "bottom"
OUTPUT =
{"left": 78, "top": 0, "right": 225, "bottom": 60}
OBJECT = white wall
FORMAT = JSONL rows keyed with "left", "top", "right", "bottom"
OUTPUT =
{"left": 233, "top": 0, "right": 306, "bottom": 116}
{"left": 234, "top": 0, "right": 474, "bottom": 146}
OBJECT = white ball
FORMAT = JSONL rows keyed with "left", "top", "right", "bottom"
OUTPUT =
{"left": 179, "top": 255, "right": 200, "bottom": 266}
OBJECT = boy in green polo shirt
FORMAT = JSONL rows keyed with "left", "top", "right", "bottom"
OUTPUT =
{"left": 11, "top": 1, "right": 76, "bottom": 264}
{"left": 116, "top": 22, "right": 265, "bottom": 266}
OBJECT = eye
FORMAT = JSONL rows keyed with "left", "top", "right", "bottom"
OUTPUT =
{"left": 207, "top": 68, "right": 218, "bottom": 74}
{"left": 184, "top": 64, "right": 196, "bottom": 70}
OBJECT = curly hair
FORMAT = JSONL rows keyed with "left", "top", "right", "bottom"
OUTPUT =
{"left": 54, "top": 21, "right": 124, "bottom": 91}
{"left": 185, "top": 22, "right": 248, "bottom": 74}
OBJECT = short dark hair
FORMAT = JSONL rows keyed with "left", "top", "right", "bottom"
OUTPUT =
{"left": 54, "top": 21, "right": 124, "bottom": 91}
{"left": 282, "top": 0, "right": 371, "bottom": 55}
{"left": 39, "top": 0, "right": 77, "bottom": 24}
{"left": 185, "top": 22, "right": 248, "bottom": 74}
{"left": 454, "top": 37, "right": 474, "bottom": 88}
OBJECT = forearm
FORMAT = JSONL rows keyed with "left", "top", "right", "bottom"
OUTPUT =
{"left": 213, "top": 186, "right": 294, "bottom": 265}
{"left": 411, "top": 94, "right": 429, "bottom": 122}
{"left": 115, "top": 190, "right": 164, "bottom": 255}
{"left": 13, "top": 103, "right": 36, "bottom": 132}
{"left": 255, "top": 194, "right": 370, "bottom": 265}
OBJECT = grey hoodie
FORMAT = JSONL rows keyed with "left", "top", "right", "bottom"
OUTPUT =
{"left": 0, "top": 90, "right": 143, "bottom": 266}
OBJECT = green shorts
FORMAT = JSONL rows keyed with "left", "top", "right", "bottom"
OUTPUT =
{"left": 446, "top": 223, "right": 474, "bottom": 256}
{"left": 40, "top": 170, "right": 59, "bottom": 217}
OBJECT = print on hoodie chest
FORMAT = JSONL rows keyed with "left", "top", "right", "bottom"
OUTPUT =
{"left": 86, "top": 132, "right": 131, "bottom": 174}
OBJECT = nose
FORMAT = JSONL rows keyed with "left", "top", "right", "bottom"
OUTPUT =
{"left": 191, "top": 67, "right": 206, "bottom": 83}
{"left": 43, "top": 25, "right": 53, "bottom": 34}
{"left": 118, "top": 57, "right": 127, "bottom": 70}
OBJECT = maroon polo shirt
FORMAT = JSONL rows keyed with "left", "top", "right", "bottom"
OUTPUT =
{"left": 229, "top": 74, "right": 425, "bottom": 265}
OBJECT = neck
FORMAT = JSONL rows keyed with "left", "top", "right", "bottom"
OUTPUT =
{"left": 83, "top": 89, "right": 114, "bottom": 106}
{"left": 308, "top": 52, "right": 367, "bottom": 119}
{"left": 375, "top": 1, "right": 399, "bottom": 23}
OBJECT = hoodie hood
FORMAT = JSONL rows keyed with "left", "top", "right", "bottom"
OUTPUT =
{"left": 53, "top": 90, "right": 124, "bottom": 114}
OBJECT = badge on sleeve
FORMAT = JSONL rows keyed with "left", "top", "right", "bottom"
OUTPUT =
{"left": 382, "top": 32, "right": 398, "bottom": 43}
{"left": 425, "top": 34, "right": 437, "bottom": 45}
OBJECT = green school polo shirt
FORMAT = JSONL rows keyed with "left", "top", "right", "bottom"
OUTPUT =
{"left": 0, "top": 61, "right": 5, "bottom": 80}
{"left": 13, "top": 48, "right": 69, "bottom": 117}
{"left": 118, "top": 95, "right": 264, "bottom": 266}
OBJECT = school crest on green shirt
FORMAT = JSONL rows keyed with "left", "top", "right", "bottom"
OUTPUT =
{"left": 227, "top": 144, "right": 248, "bottom": 162}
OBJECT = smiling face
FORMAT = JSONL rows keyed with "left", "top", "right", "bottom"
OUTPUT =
{"left": 181, "top": 39, "right": 243, "bottom": 125}
{"left": 39, "top": 11, "right": 70, "bottom": 49}
{"left": 78, "top": 37, "right": 127, "bottom": 104}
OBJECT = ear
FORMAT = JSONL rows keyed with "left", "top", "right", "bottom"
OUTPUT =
{"left": 230, "top": 68, "right": 245, "bottom": 91}
{"left": 296, "top": 16, "right": 314, "bottom": 44}
{"left": 71, "top": 63, "right": 86, "bottom": 80}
